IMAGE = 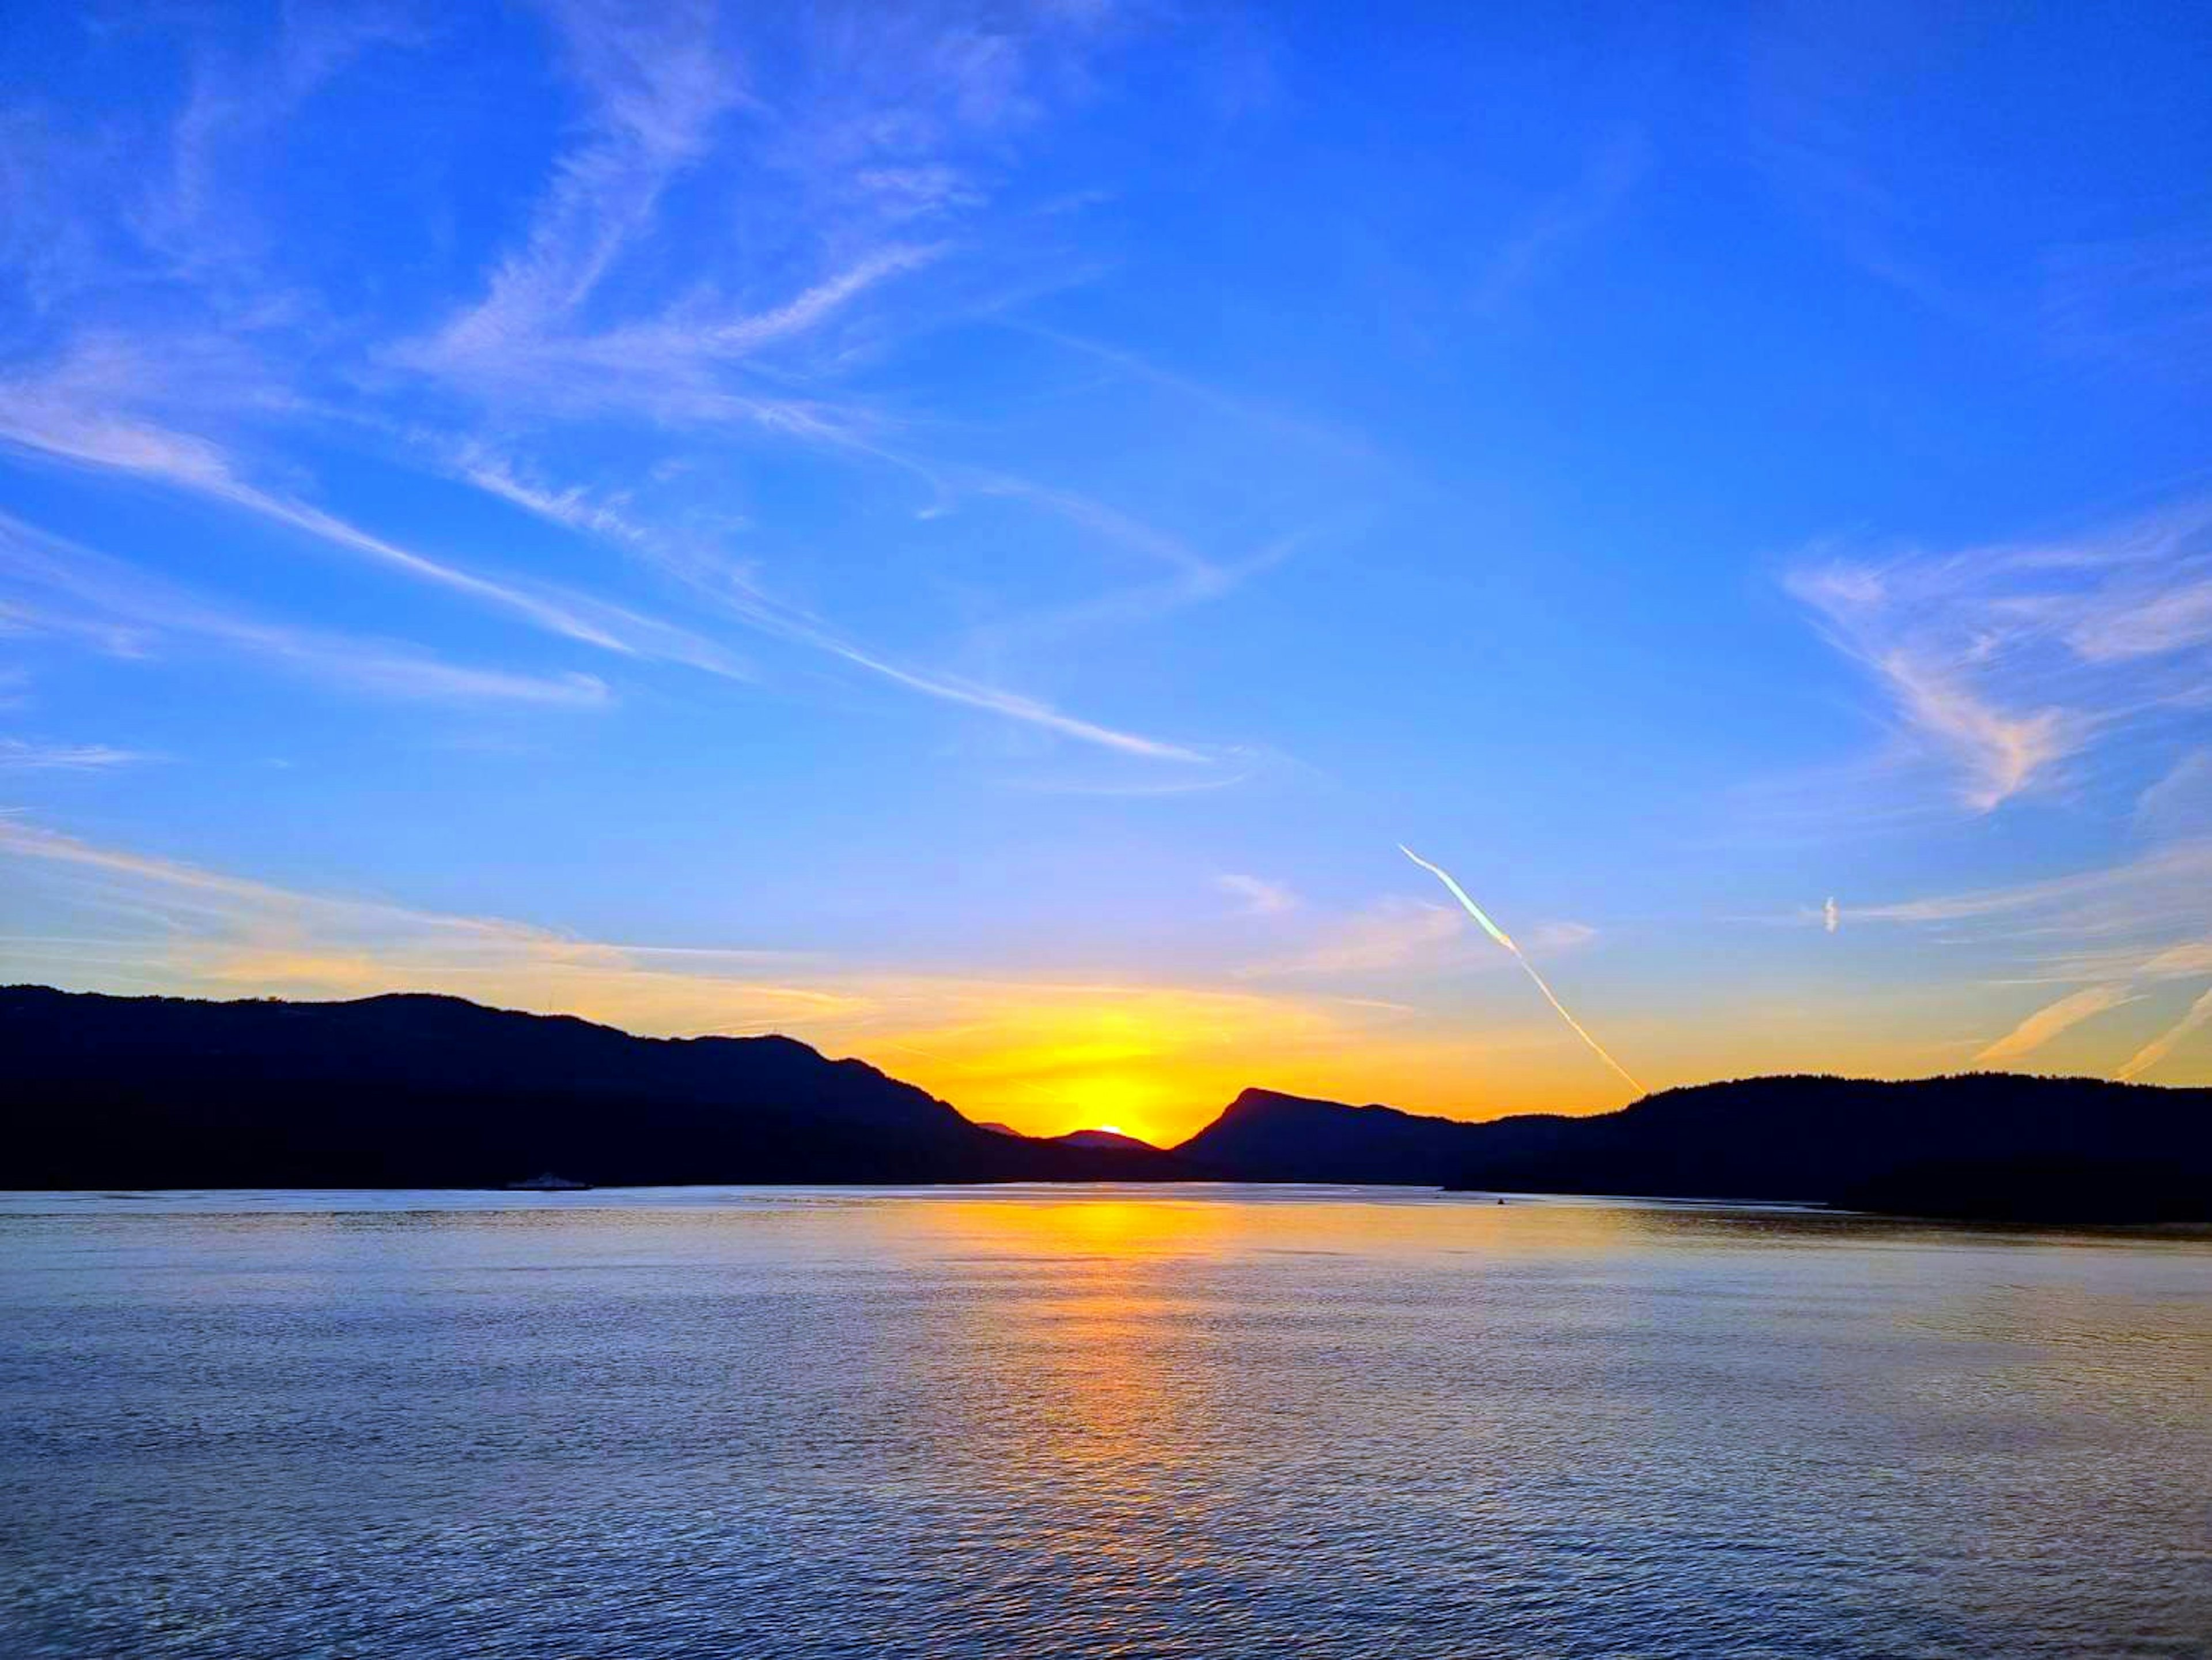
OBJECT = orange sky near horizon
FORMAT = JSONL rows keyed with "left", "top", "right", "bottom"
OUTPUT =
{"left": 7, "top": 818, "right": 2210, "bottom": 1148}
{"left": 7, "top": 945, "right": 2200, "bottom": 1148}
{"left": 6, "top": 2, "right": 2212, "bottom": 1178}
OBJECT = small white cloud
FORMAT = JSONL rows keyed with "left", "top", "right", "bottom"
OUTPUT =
{"left": 1217, "top": 874, "right": 1297, "bottom": 917}
{"left": 1823, "top": 895, "right": 1840, "bottom": 933}
{"left": 1241, "top": 898, "right": 1464, "bottom": 978}
{"left": 0, "top": 739, "right": 152, "bottom": 770}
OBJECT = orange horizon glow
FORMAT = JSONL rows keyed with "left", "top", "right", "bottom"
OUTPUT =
{"left": 12, "top": 952, "right": 2200, "bottom": 1147}
{"left": 14, "top": 815, "right": 2212, "bottom": 1147}
{"left": 13, "top": 944, "right": 2166, "bottom": 1148}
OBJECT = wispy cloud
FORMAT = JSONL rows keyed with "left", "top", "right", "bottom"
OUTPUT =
{"left": 950, "top": 498, "right": 1331, "bottom": 664}
{"left": 137, "top": 6, "right": 425, "bottom": 282}
{"left": 1840, "top": 841, "right": 2212, "bottom": 936}
{"left": 0, "top": 345, "right": 748, "bottom": 673}
{"left": 1785, "top": 502, "right": 2212, "bottom": 815}
{"left": 1238, "top": 893, "right": 1603, "bottom": 981}
{"left": 1242, "top": 898, "right": 1465, "bottom": 978}
{"left": 2039, "top": 232, "right": 2212, "bottom": 383}
{"left": 0, "top": 512, "right": 609, "bottom": 709}
{"left": 444, "top": 436, "right": 1229, "bottom": 766}
{"left": 974, "top": 474, "right": 1229, "bottom": 593}
{"left": 1873, "top": 653, "right": 2075, "bottom": 812}
{"left": 369, "top": 3, "right": 1251, "bottom": 774}
{"left": 817, "top": 633, "right": 1211, "bottom": 761}
{"left": 2117, "top": 984, "right": 2212, "bottom": 1080}
{"left": 1010, "top": 322, "right": 1376, "bottom": 463}
{"left": 581, "top": 241, "right": 950, "bottom": 370}
{"left": 2135, "top": 749, "right": 2212, "bottom": 842}
{"left": 10, "top": 340, "right": 1220, "bottom": 759}
{"left": 998, "top": 757, "right": 1266, "bottom": 797}
{"left": 0, "top": 2, "right": 1301, "bottom": 785}
{"left": 1973, "top": 982, "right": 2137, "bottom": 1064}
{"left": 446, "top": 444, "right": 656, "bottom": 548}
{"left": 1218, "top": 874, "right": 1298, "bottom": 916}
{"left": 0, "top": 739, "right": 152, "bottom": 770}
{"left": 392, "top": 0, "right": 1036, "bottom": 429}
{"left": 1831, "top": 837, "right": 2212, "bottom": 1073}
{"left": 1470, "top": 128, "right": 1649, "bottom": 315}
{"left": 406, "top": 0, "right": 746, "bottom": 379}
{"left": 1745, "top": 8, "right": 1980, "bottom": 322}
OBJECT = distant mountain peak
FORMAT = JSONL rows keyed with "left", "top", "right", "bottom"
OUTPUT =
{"left": 1179, "top": 1070, "right": 2212, "bottom": 1218}
{"left": 1052, "top": 1128, "right": 1160, "bottom": 1152}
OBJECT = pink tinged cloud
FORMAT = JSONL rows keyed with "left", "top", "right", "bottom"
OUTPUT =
{"left": 1218, "top": 874, "right": 1297, "bottom": 917}
{"left": 1874, "top": 652, "right": 2074, "bottom": 812}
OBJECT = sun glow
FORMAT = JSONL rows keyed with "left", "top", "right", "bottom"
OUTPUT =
{"left": 0, "top": 811, "right": 1693, "bottom": 1137}
{"left": 869, "top": 989, "right": 1353, "bottom": 1143}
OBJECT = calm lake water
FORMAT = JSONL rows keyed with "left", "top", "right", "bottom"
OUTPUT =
{"left": 1, "top": 1186, "right": 2206, "bottom": 1659}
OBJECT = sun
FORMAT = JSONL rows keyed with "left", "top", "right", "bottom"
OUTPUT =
{"left": 1049, "top": 1075, "right": 1170, "bottom": 1144}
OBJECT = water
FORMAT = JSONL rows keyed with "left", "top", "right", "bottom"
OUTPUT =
{"left": 1, "top": 1187, "right": 2206, "bottom": 1659}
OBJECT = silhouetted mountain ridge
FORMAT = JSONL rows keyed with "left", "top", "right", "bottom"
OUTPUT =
{"left": 7, "top": 988, "right": 2207, "bottom": 1216}
{"left": 0, "top": 986, "right": 1188, "bottom": 1188}
{"left": 1174, "top": 1072, "right": 2212, "bottom": 1219}
{"left": 1452, "top": 1071, "right": 2212, "bottom": 1218}
{"left": 1172, "top": 1087, "right": 1579, "bottom": 1183}
{"left": 1051, "top": 1129, "right": 1161, "bottom": 1153}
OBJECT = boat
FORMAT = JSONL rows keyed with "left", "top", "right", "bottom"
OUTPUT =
{"left": 503, "top": 1172, "right": 592, "bottom": 1192}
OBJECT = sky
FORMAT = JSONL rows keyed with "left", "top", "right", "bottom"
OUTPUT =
{"left": 4, "top": 1, "right": 2212, "bottom": 1145}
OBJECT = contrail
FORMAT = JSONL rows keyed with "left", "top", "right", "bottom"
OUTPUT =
{"left": 1400, "top": 845, "right": 1645, "bottom": 1095}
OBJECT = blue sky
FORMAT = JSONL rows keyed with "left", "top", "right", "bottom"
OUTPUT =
{"left": 5, "top": 0, "right": 2211, "bottom": 1139}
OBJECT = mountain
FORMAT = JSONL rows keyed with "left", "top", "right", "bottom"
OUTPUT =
{"left": 1174, "top": 1075, "right": 2212, "bottom": 1219}
{"left": 11, "top": 985, "right": 2207, "bottom": 1215}
{"left": 1171, "top": 1087, "right": 1577, "bottom": 1183}
{"left": 1449, "top": 1073, "right": 2212, "bottom": 1220}
{"left": 0, "top": 986, "right": 1187, "bottom": 1189}
{"left": 1041, "top": 1128, "right": 1198, "bottom": 1177}
{"left": 1052, "top": 1128, "right": 1158, "bottom": 1152}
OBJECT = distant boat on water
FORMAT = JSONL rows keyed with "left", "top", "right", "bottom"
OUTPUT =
{"left": 505, "top": 1173, "right": 592, "bottom": 1192}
